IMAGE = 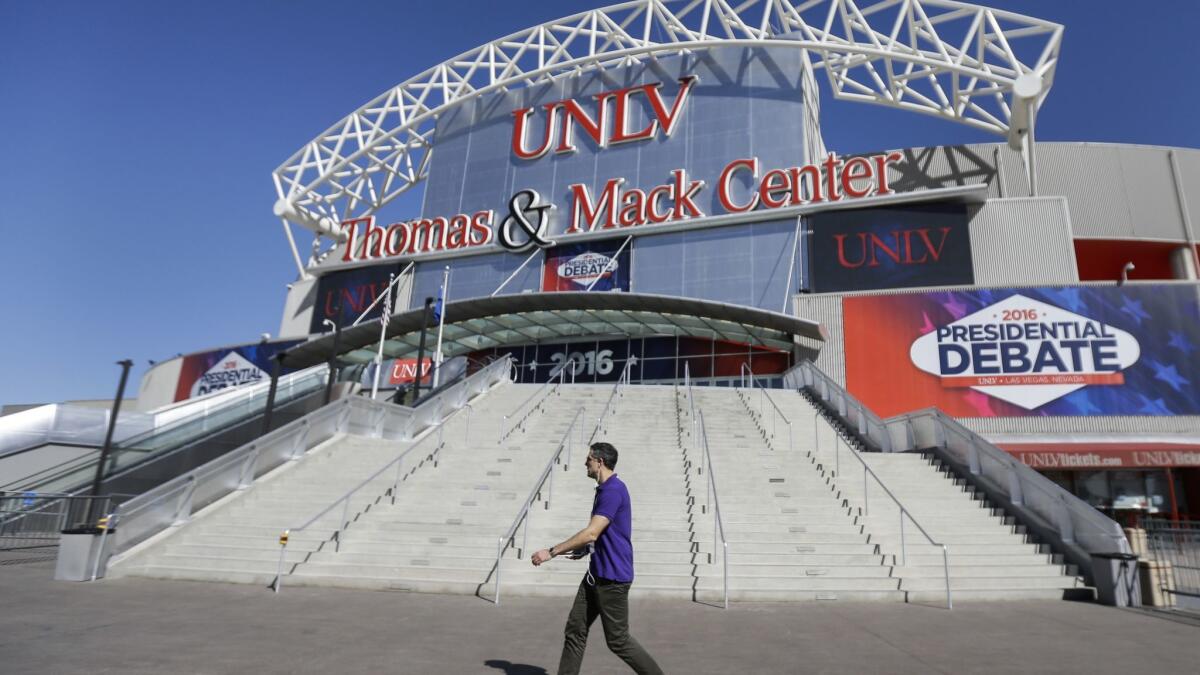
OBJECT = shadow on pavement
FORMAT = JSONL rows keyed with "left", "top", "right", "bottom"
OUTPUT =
{"left": 483, "top": 659, "right": 549, "bottom": 674}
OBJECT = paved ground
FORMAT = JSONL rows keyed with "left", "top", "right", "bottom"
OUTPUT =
{"left": 2, "top": 561, "right": 1196, "bottom": 674}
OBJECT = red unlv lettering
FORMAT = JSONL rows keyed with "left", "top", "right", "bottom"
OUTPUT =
{"left": 511, "top": 77, "right": 697, "bottom": 159}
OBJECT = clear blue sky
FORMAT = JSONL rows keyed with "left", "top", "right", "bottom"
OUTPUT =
{"left": 1, "top": 0, "right": 1197, "bottom": 407}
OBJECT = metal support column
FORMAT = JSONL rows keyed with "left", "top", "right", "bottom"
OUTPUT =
{"left": 88, "top": 359, "right": 133, "bottom": 522}
{"left": 261, "top": 354, "right": 284, "bottom": 436}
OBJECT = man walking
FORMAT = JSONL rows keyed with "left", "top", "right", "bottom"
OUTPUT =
{"left": 531, "top": 442, "right": 663, "bottom": 675}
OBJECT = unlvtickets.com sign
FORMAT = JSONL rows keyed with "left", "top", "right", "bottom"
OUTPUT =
{"left": 910, "top": 295, "right": 1140, "bottom": 409}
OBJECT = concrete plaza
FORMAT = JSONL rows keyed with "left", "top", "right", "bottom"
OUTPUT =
{"left": 1, "top": 561, "right": 1196, "bottom": 674}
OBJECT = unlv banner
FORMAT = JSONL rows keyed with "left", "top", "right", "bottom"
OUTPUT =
{"left": 807, "top": 203, "right": 973, "bottom": 293}
{"left": 843, "top": 285, "right": 1200, "bottom": 417}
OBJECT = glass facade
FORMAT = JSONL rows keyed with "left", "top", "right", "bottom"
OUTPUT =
{"left": 632, "top": 218, "right": 801, "bottom": 310}
{"left": 421, "top": 46, "right": 812, "bottom": 235}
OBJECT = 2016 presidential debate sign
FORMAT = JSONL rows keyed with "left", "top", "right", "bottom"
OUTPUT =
{"left": 842, "top": 284, "right": 1200, "bottom": 418}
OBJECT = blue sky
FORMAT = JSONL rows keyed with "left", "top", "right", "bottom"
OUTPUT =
{"left": 1, "top": 0, "right": 1197, "bottom": 407}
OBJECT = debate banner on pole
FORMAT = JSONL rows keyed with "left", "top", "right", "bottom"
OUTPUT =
{"left": 843, "top": 284, "right": 1200, "bottom": 417}
{"left": 542, "top": 238, "right": 631, "bottom": 292}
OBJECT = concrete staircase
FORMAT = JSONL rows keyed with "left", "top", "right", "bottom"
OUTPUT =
{"left": 745, "top": 387, "right": 1088, "bottom": 602}
{"left": 116, "top": 380, "right": 1087, "bottom": 604}
{"left": 483, "top": 385, "right": 699, "bottom": 600}
{"left": 690, "top": 387, "right": 904, "bottom": 602}
{"left": 275, "top": 384, "right": 611, "bottom": 594}
{"left": 114, "top": 381, "right": 579, "bottom": 587}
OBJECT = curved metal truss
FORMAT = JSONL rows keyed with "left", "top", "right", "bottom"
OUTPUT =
{"left": 273, "top": 0, "right": 1062, "bottom": 241}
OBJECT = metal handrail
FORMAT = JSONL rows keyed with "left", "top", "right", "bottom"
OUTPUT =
{"left": 811, "top": 412, "right": 952, "bottom": 609}
{"left": 493, "top": 406, "right": 587, "bottom": 604}
{"left": 589, "top": 360, "right": 633, "bottom": 443}
{"left": 739, "top": 364, "right": 794, "bottom": 454}
{"left": 273, "top": 417, "right": 450, "bottom": 593}
{"left": 102, "top": 356, "right": 511, "bottom": 576}
{"left": 499, "top": 357, "right": 578, "bottom": 443}
{"left": 271, "top": 358, "right": 515, "bottom": 592}
{"left": 684, "top": 362, "right": 697, "bottom": 443}
{"left": 890, "top": 407, "right": 1131, "bottom": 568}
{"left": 696, "top": 409, "right": 729, "bottom": 609}
{"left": 792, "top": 361, "right": 893, "bottom": 452}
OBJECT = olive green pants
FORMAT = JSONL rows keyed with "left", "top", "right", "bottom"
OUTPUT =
{"left": 557, "top": 577, "right": 663, "bottom": 675}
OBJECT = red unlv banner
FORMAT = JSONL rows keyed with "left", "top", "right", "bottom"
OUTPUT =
{"left": 388, "top": 358, "right": 432, "bottom": 385}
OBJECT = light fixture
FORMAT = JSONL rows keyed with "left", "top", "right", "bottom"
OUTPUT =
{"left": 1118, "top": 261, "right": 1136, "bottom": 286}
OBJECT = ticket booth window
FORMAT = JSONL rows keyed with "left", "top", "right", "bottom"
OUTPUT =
{"left": 1110, "top": 471, "right": 1151, "bottom": 511}
{"left": 1076, "top": 471, "right": 1111, "bottom": 509}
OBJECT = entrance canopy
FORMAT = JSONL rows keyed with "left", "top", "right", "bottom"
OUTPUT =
{"left": 282, "top": 292, "right": 826, "bottom": 369}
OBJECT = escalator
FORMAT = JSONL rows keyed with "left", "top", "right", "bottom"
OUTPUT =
{"left": 2, "top": 368, "right": 329, "bottom": 499}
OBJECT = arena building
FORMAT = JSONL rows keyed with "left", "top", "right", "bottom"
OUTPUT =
{"left": 136, "top": 0, "right": 1199, "bottom": 532}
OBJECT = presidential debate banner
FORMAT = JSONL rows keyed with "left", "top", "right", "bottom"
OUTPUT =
{"left": 173, "top": 340, "right": 302, "bottom": 402}
{"left": 542, "top": 238, "right": 631, "bottom": 292}
{"left": 843, "top": 285, "right": 1200, "bottom": 418}
{"left": 807, "top": 203, "right": 973, "bottom": 293}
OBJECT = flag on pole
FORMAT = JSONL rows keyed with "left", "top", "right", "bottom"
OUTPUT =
{"left": 371, "top": 274, "right": 395, "bottom": 400}
{"left": 381, "top": 284, "right": 393, "bottom": 325}
{"left": 432, "top": 267, "right": 450, "bottom": 387}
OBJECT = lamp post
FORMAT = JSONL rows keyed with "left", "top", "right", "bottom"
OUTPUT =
{"left": 322, "top": 317, "right": 341, "bottom": 406}
{"left": 1118, "top": 261, "right": 1136, "bottom": 286}
{"left": 89, "top": 359, "right": 133, "bottom": 522}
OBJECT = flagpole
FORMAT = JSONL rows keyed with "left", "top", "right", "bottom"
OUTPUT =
{"left": 432, "top": 266, "right": 450, "bottom": 388}
{"left": 371, "top": 273, "right": 394, "bottom": 400}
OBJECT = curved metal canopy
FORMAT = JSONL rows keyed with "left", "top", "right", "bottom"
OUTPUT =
{"left": 283, "top": 292, "right": 826, "bottom": 369}
{"left": 274, "top": 0, "right": 1063, "bottom": 240}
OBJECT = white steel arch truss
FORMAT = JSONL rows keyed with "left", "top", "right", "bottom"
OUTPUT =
{"left": 273, "top": 0, "right": 1062, "bottom": 246}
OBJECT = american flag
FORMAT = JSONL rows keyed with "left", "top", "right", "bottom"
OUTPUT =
{"left": 380, "top": 286, "right": 392, "bottom": 327}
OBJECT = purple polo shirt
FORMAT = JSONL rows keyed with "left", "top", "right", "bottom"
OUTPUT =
{"left": 590, "top": 474, "right": 634, "bottom": 583}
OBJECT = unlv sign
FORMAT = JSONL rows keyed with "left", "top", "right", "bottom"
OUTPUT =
{"left": 511, "top": 77, "right": 697, "bottom": 159}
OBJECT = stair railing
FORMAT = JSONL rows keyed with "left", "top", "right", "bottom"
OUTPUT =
{"left": 102, "top": 357, "right": 511, "bottom": 578}
{"left": 498, "top": 356, "right": 578, "bottom": 444}
{"left": 683, "top": 362, "right": 697, "bottom": 444}
{"left": 790, "top": 361, "right": 894, "bottom": 452}
{"left": 811, "top": 411, "right": 953, "bottom": 609}
{"left": 738, "top": 364, "right": 794, "bottom": 454}
{"left": 590, "top": 360, "right": 633, "bottom": 442}
{"left": 889, "top": 408, "right": 1131, "bottom": 583}
{"left": 696, "top": 409, "right": 729, "bottom": 609}
{"left": 493, "top": 406, "right": 587, "bottom": 604}
{"left": 273, "top": 419, "right": 449, "bottom": 593}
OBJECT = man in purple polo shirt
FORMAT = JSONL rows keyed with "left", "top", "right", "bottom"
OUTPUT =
{"left": 531, "top": 442, "right": 663, "bottom": 675}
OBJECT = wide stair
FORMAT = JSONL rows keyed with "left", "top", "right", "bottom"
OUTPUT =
{"left": 114, "top": 381, "right": 539, "bottom": 586}
{"left": 760, "top": 388, "right": 1088, "bottom": 602}
{"left": 117, "top": 382, "right": 1088, "bottom": 604}
{"left": 690, "top": 387, "right": 903, "bottom": 602}
{"left": 483, "top": 385, "right": 698, "bottom": 600}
